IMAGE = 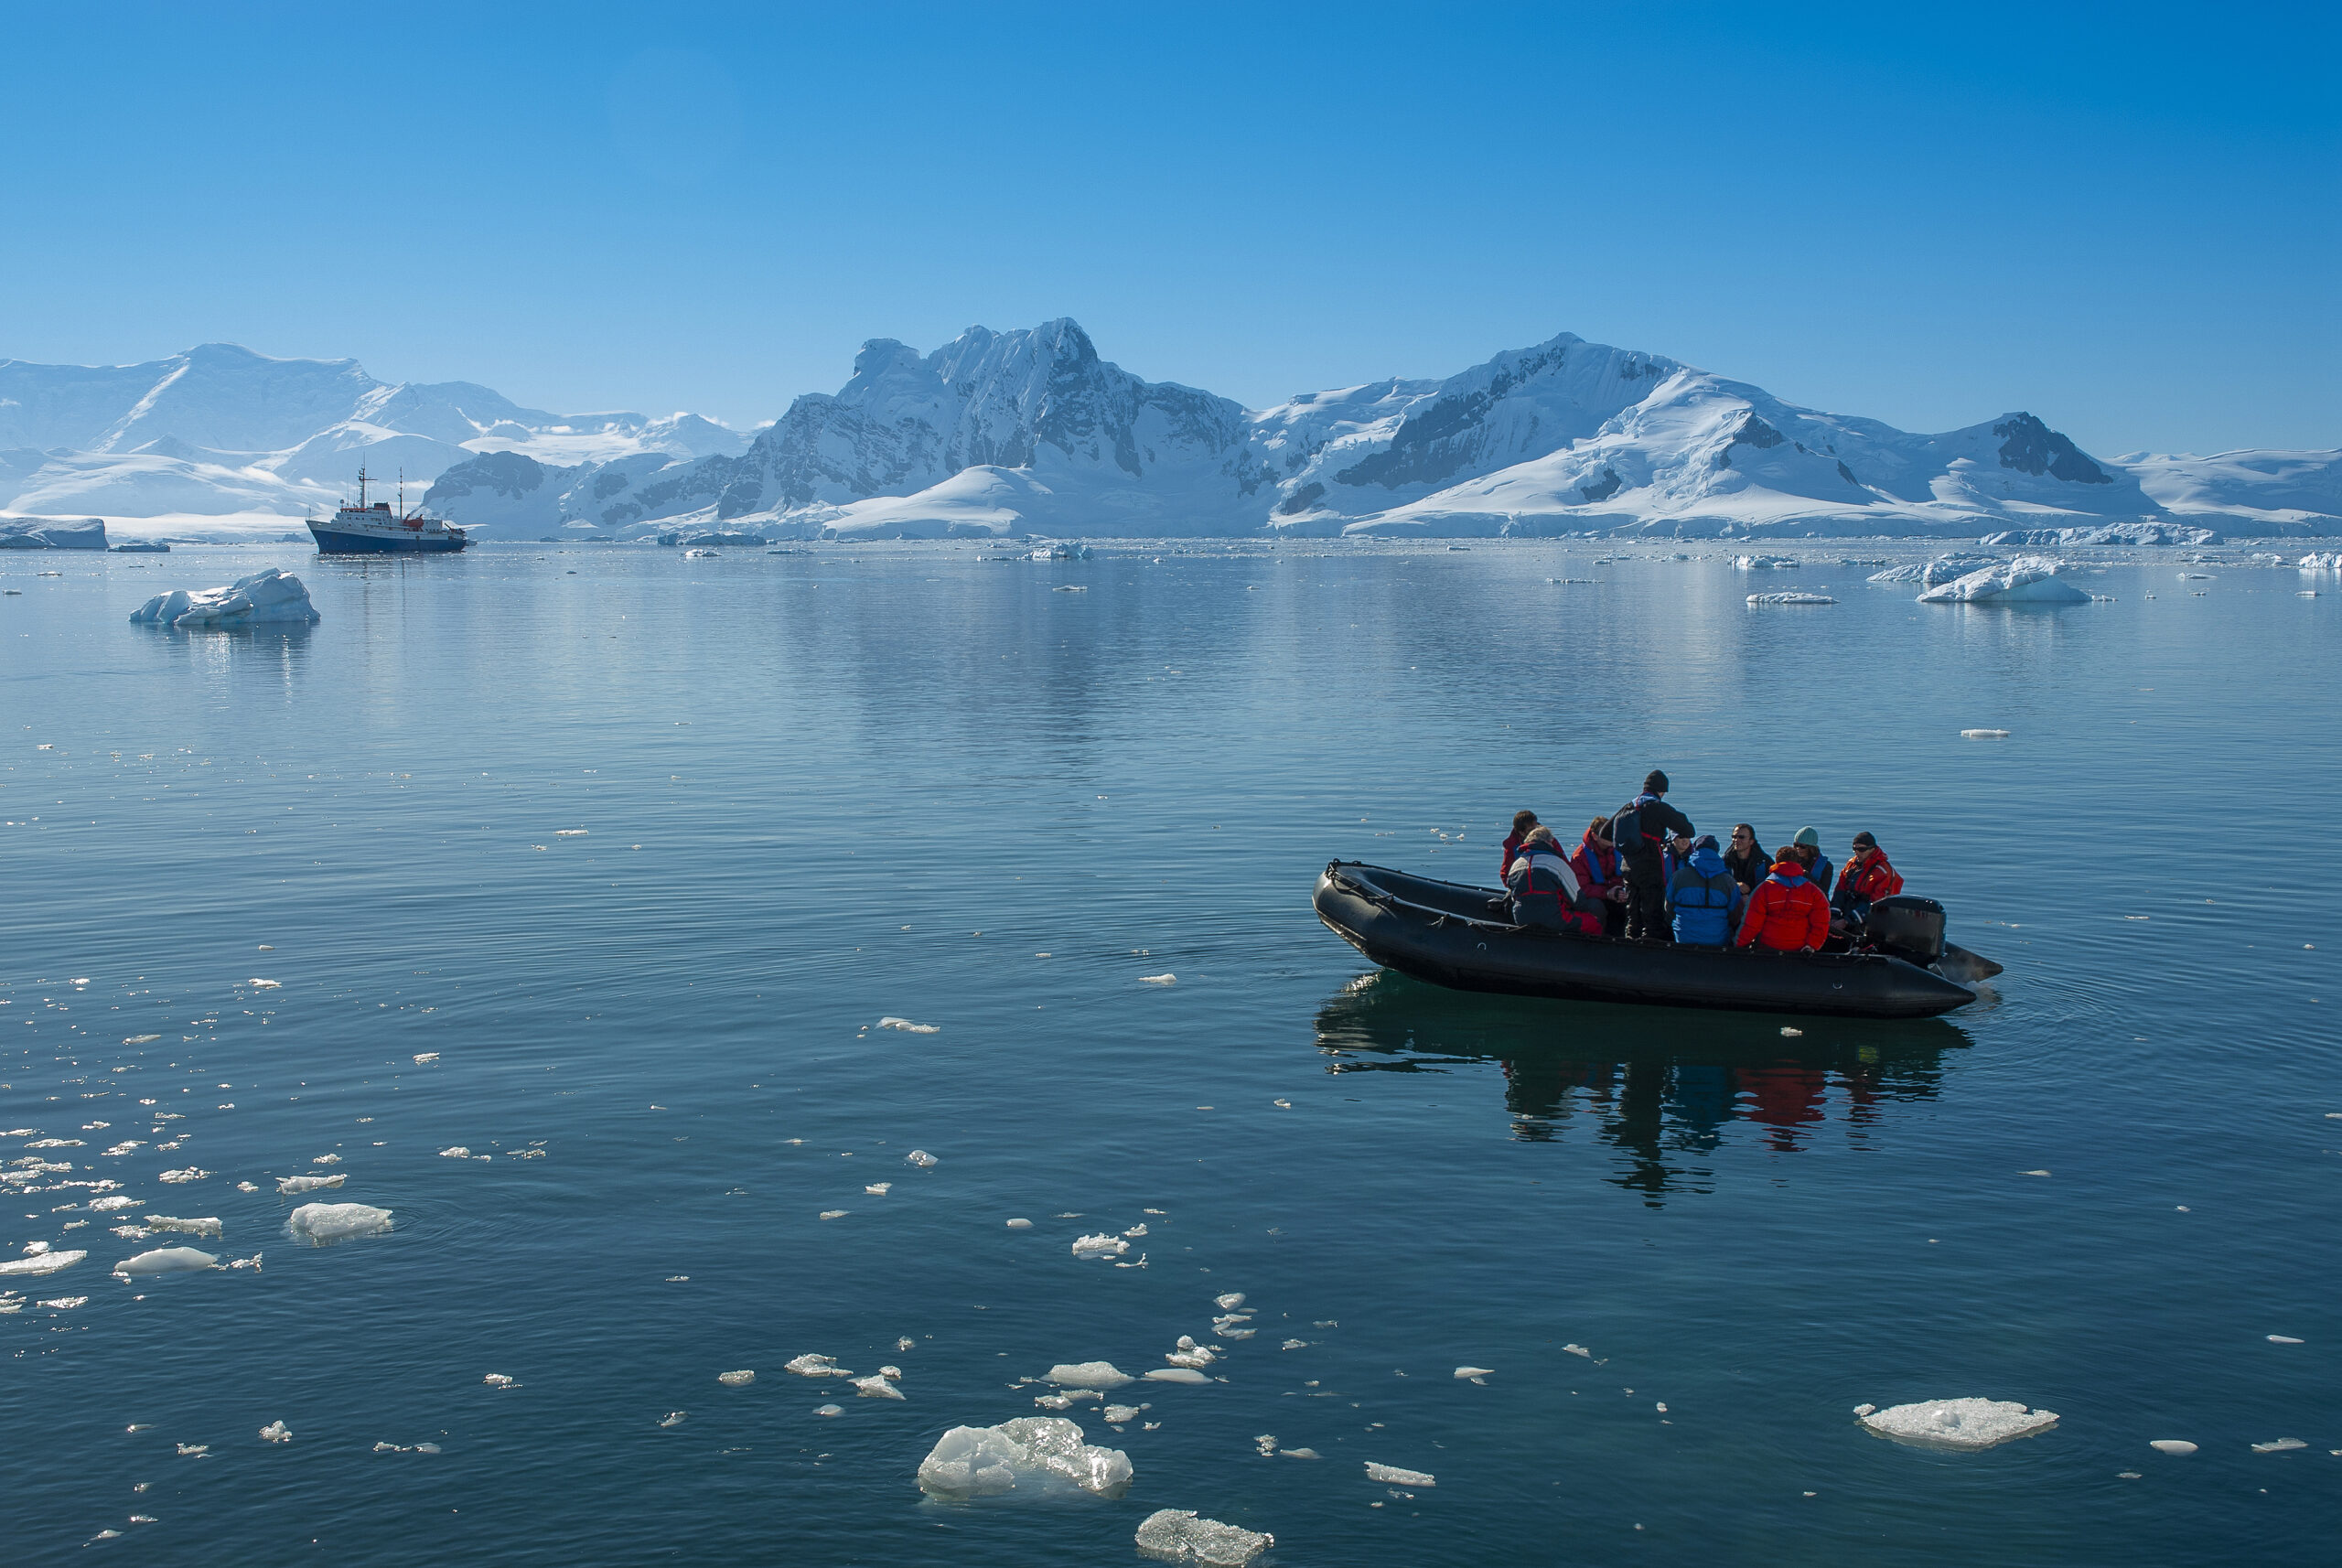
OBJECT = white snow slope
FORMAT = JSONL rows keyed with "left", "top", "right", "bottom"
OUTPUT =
{"left": 7, "top": 333, "right": 2331, "bottom": 541}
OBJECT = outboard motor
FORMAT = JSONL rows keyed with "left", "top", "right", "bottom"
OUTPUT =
{"left": 1864, "top": 895, "right": 1946, "bottom": 967}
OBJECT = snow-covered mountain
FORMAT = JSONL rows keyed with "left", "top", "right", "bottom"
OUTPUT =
{"left": 8, "top": 331, "right": 2333, "bottom": 540}
{"left": 0, "top": 343, "right": 749, "bottom": 532}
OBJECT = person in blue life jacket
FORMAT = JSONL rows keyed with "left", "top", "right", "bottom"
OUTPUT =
{"left": 1666, "top": 832, "right": 1744, "bottom": 948}
{"left": 1789, "top": 825, "right": 1835, "bottom": 899}
{"left": 1505, "top": 825, "right": 1598, "bottom": 935}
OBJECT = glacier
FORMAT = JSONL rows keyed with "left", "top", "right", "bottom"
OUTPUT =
{"left": 5, "top": 329, "right": 2335, "bottom": 542}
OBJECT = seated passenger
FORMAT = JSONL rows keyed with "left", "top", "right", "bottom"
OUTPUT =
{"left": 1735, "top": 848, "right": 1831, "bottom": 952}
{"left": 1724, "top": 824, "right": 1769, "bottom": 894}
{"left": 1789, "top": 825, "right": 1835, "bottom": 898}
{"left": 1668, "top": 832, "right": 1744, "bottom": 948}
{"left": 1571, "top": 818, "right": 1629, "bottom": 938}
{"left": 1500, "top": 810, "right": 1540, "bottom": 881}
{"left": 1507, "top": 826, "right": 1597, "bottom": 934}
{"left": 1832, "top": 831, "right": 1904, "bottom": 925}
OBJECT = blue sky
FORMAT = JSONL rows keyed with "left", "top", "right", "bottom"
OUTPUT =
{"left": 5, "top": 2, "right": 2335, "bottom": 454}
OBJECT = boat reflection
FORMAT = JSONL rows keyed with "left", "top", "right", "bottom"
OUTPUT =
{"left": 1314, "top": 972, "right": 1971, "bottom": 1205}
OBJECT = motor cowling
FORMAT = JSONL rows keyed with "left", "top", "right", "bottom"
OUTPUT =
{"left": 1864, "top": 895, "right": 1946, "bottom": 966}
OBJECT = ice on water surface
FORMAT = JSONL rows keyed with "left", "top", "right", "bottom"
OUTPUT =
{"left": 876, "top": 1017, "right": 940, "bottom": 1033}
{"left": 156, "top": 1167, "right": 209, "bottom": 1184}
{"left": 129, "top": 568, "right": 320, "bottom": 628}
{"left": 277, "top": 1174, "right": 343, "bottom": 1194}
{"left": 144, "top": 1216, "right": 221, "bottom": 1236}
{"left": 785, "top": 1353, "right": 848, "bottom": 1378}
{"left": 852, "top": 1373, "right": 905, "bottom": 1400}
{"left": 1364, "top": 1461, "right": 1435, "bottom": 1487}
{"left": 1071, "top": 1233, "right": 1127, "bottom": 1258}
{"left": 2149, "top": 1439, "right": 2197, "bottom": 1455}
{"left": 904, "top": 1149, "right": 939, "bottom": 1167}
{"left": 114, "top": 1246, "right": 220, "bottom": 1276}
{"left": 1916, "top": 557, "right": 2090, "bottom": 605}
{"left": 1046, "top": 1361, "right": 1133, "bottom": 1389}
{"left": 916, "top": 1416, "right": 1133, "bottom": 1499}
{"left": 1859, "top": 1398, "right": 2057, "bottom": 1448}
{"left": 1146, "top": 1368, "right": 1211, "bottom": 1384}
{"left": 285, "top": 1202, "right": 392, "bottom": 1243}
{"left": 1134, "top": 1509, "right": 1274, "bottom": 1566}
{"left": 718, "top": 1369, "right": 756, "bottom": 1386}
{"left": 259, "top": 1421, "right": 291, "bottom": 1443}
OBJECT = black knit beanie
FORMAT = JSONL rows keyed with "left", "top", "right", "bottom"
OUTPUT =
{"left": 1643, "top": 769, "right": 1670, "bottom": 794}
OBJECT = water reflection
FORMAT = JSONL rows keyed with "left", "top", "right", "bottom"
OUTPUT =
{"left": 1314, "top": 972, "right": 1969, "bottom": 1204}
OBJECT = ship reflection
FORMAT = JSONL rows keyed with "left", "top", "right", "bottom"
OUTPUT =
{"left": 1313, "top": 972, "right": 1970, "bottom": 1205}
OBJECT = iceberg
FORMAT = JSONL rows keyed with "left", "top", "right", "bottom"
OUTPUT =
{"left": 1859, "top": 1397, "right": 2057, "bottom": 1449}
{"left": 0, "top": 516, "right": 107, "bottom": 550}
{"left": 915, "top": 1416, "right": 1133, "bottom": 1499}
{"left": 129, "top": 568, "right": 319, "bottom": 628}
{"left": 1868, "top": 553, "right": 2003, "bottom": 585}
{"left": 1134, "top": 1509, "right": 1274, "bottom": 1566}
{"left": 113, "top": 1245, "right": 220, "bottom": 1276}
{"left": 285, "top": 1201, "right": 392, "bottom": 1242}
{"left": 1916, "top": 557, "right": 2090, "bottom": 605}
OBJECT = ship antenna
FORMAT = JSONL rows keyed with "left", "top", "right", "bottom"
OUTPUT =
{"left": 399, "top": 469, "right": 405, "bottom": 519}
{"left": 357, "top": 466, "right": 368, "bottom": 510}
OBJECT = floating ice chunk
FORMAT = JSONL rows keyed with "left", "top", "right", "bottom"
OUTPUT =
{"left": 483, "top": 1373, "right": 520, "bottom": 1389}
{"left": 1139, "top": 973, "right": 1176, "bottom": 985}
{"left": 157, "top": 1168, "right": 209, "bottom": 1184}
{"left": 124, "top": 1034, "right": 161, "bottom": 1046}
{"left": 1455, "top": 1366, "right": 1495, "bottom": 1380}
{"left": 0, "top": 1249, "right": 85, "bottom": 1276}
{"left": 144, "top": 1216, "right": 221, "bottom": 1237}
{"left": 1280, "top": 1446, "right": 1319, "bottom": 1458}
{"left": 1859, "top": 1398, "right": 2057, "bottom": 1448}
{"left": 1033, "top": 1392, "right": 1078, "bottom": 1411}
{"left": 1870, "top": 553, "right": 2003, "bottom": 586}
{"left": 1254, "top": 1433, "right": 1277, "bottom": 1456}
{"left": 276, "top": 1174, "right": 343, "bottom": 1194}
{"left": 915, "top": 1416, "right": 1133, "bottom": 1499}
{"left": 1918, "top": 557, "right": 2090, "bottom": 605}
{"left": 864, "top": 1181, "right": 891, "bottom": 1196}
{"left": 178, "top": 1443, "right": 209, "bottom": 1455}
{"left": 876, "top": 1017, "right": 940, "bottom": 1033}
{"left": 1134, "top": 1509, "right": 1274, "bottom": 1566}
{"left": 819, "top": 1209, "right": 848, "bottom": 1220}
{"left": 1961, "top": 728, "right": 2012, "bottom": 738}
{"left": 115, "top": 1246, "right": 219, "bottom": 1276}
{"left": 38, "top": 1294, "right": 87, "bottom": 1308}
{"left": 285, "top": 1202, "right": 392, "bottom": 1242}
{"left": 1852, "top": 1403, "right": 1876, "bottom": 1416}
{"left": 1072, "top": 1233, "right": 1128, "bottom": 1258}
{"left": 1214, "top": 1293, "right": 1246, "bottom": 1310}
{"left": 659, "top": 1412, "right": 686, "bottom": 1428}
{"left": 1280, "top": 1339, "right": 1307, "bottom": 1350}
{"left": 1364, "top": 1462, "right": 1435, "bottom": 1487}
{"left": 555, "top": 830, "right": 587, "bottom": 837}
{"left": 1145, "top": 1368, "right": 1211, "bottom": 1384}
{"left": 227, "top": 1253, "right": 262, "bottom": 1271}
{"left": 1123, "top": 1223, "right": 1148, "bottom": 1238}
{"left": 1103, "top": 1404, "right": 1141, "bottom": 1423}
{"left": 784, "top": 1353, "right": 848, "bottom": 1378}
{"left": 1005, "top": 1218, "right": 1033, "bottom": 1229}
{"left": 413, "top": 1053, "right": 439, "bottom": 1064}
{"left": 235, "top": 1182, "right": 258, "bottom": 1192}
{"left": 2266, "top": 1335, "right": 2304, "bottom": 1344}
{"left": 438, "top": 1146, "right": 472, "bottom": 1159}
{"left": 131, "top": 568, "right": 319, "bottom": 628}
{"left": 23, "top": 1137, "right": 82, "bottom": 1149}
{"left": 310, "top": 1154, "right": 340, "bottom": 1165}
{"left": 853, "top": 1374, "right": 906, "bottom": 1400}
{"left": 815, "top": 1403, "right": 843, "bottom": 1416}
{"left": 1273, "top": 1098, "right": 1291, "bottom": 1108}
{"left": 2251, "top": 1437, "right": 2307, "bottom": 1453}
{"left": 905, "top": 1149, "right": 939, "bottom": 1167}
{"left": 2149, "top": 1439, "right": 2197, "bottom": 1455}
{"left": 1735, "top": 554, "right": 1799, "bottom": 570}
{"left": 249, "top": 979, "right": 281, "bottom": 990}
{"left": 259, "top": 1421, "right": 291, "bottom": 1443}
{"left": 1045, "top": 1360, "right": 1133, "bottom": 1388}
{"left": 718, "top": 1369, "right": 756, "bottom": 1386}
{"left": 1746, "top": 592, "right": 1836, "bottom": 606}
{"left": 1166, "top": 1349, "right": 1214, "bottom": 1369}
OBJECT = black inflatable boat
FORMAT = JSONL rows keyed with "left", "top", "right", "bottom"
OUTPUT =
{"left": 1314, "top": 862, "right": 1982, "bottom": 1019}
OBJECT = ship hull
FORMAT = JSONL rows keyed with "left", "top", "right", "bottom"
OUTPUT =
{"left": 308, "top": 523, "right": 467, "bottom": 554}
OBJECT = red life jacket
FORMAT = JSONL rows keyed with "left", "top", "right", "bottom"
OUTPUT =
{"left": 1844, "top": 852, "right": 1903, "bottom": 905}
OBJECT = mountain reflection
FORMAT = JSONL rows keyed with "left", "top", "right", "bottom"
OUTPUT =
{"left": 1314, "top": 972, "right": 1968, "bottom": 1205}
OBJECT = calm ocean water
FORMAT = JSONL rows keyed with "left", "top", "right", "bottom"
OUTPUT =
{"left": 3, "top": 541, "right": 2336, "bottom": 1565}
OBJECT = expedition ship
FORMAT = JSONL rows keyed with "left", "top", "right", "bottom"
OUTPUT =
{"left": 307, "top": 469, "right": 468, "bottom": 553}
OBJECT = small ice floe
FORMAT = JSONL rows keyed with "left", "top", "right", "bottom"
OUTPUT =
{"left": 177, "top": 1443, "right": 209, "bottom": 1455}
{"left": 555, "top": 829, "right": 587, "bottom": 837}
{"left": 483, "top": 1373, "right": 521, "bottom": 1389}
{"left": 285, "top": 1202, "right": 392, "bottom": 1243}
{"left": 1134, "top": 1509, "right": 1274, "bottom": 1566}
{"left": 1735, "top": 554, "right": 1799, "bottom": 570}
{"left": 144, "top": 1216, "right": 221, "bottom": 1237}
{"left": 310, "top": 1154, "right": 340, "bottom": 1165}
{"left": 1123, "top": 1223, "right": 1148, "bottom": 1239}
{"left": 227, "top": 1253, "right": 262, "bottom": 1271}
{"left": 1961, "top": 728, "right": 2011, "bottom": 738}
{"left": 2251, "top": 1437, "right": 2307, "bottom": 1454}
{"left": 2021, "top": 1169, "right": 2051, "bottom": 1177}
{"left": 0, "top": 1249, "right": 84, "bottom": 1277}
{"left": 38, "top": 1294, "right": 88, "bottom": 1308}
{"left": 865, "top": 1182, "right": 892, "bottom": 1196}
{"left": 1103, "top": 1403, "right": 1141, "bottom": 1423}
{"left": 2149, "top": 1440, "right": 2197, "bottom": 1455}
{"left": 718, "top": 1369, "right": 756, "bottom": 1387}
{"left": 1859, "top": 1398, "right": 2057, "bottom": 1449}
{"left": 1780, "top": 1026, "right": 1802, "bottom": 1037}
{"left": 1364, "top": 1461, "right": 1435, "bottom": 1487}
{"left": 1746, "top": 592, "right": 1836, "bottom": 606}
{"left": 124, "top": 1034, "right": 161, "bottom": 1046}
{"left": 24, "top": 1137, "right": 82, "bottom": 1149}
{"left": 277, "top": 1174, "right": 343, "bottom": 1194}
{"left": 876, "top": 1017, "right": 940, "bottom": 1033}
{"left": 815, "top": 1403, "right": 843, "bottom": 1416}
{"left": 248, "top": 979, "right": 282, "bottom": 990}
{"left": 1032, "top": 1392, "right": 1080, "bottom": 1411}
{"left": 2266, "top": 1335, "right": 2304, "bottom": 1344}
{"left": 89, "top": 1196, "right": 138, "bottom": 1212}
{"left": 1254, "top": 1433, "right": 1277, "bottom": 1457}
{"left": 659, "top": 1412, "right": 686, "bottom": 1428}
{"left": 156, "top": 1168, "right": 209, "bottom": 1184}
{"left": 1273, "top": 1098, "right": 1291, "bottom": 1108}
{"left": 129, "top": 568, "right": 321, "bottom": 628}
{"left": 915, "top": 1416, "right": 1133, "bottom": 1498}
{"left": 1138, "top": 973, "right": 1176, "bottom": 985}
{"left": 1072, "top": 1233, "right": 1128, "bottom": 1259}
{"left": 1005, "top": 1218, "right": 1033, "bottom": 1229}
{"left": 819, "top": 1209, "right": 848, "bottom": 1220}
{"left": 259, "top": 1421, "right": 291, "bottom": 1443}
{"left": 905, "top": 1149, "right": 939, "bottom": 1167}
{"left": 784, "top": 1353, "right": 848, "bottom": 1378}
{"left": 1166, "top": 1340, "right": 1215, "bottom": 1369}
{"left": 1145, "top": 1368, "right": 1211, "bottom": 1385}
{"left": 115, "top": 1246, "right": 220, "bottom": 1277}
{"left": 1455, "top": 1366, "right": 1495, "bottom": 1380}
{"left": 853, "top": 1373, "right": 905, "bottom": 1401}
{"left": 1046, "top": 1361, "right": 1133, "bottom": 1389}
{"left": 438, "top": 1146, "right": 472, "bottom": 1159}
{"left": 1280, "top": 1339, "right": 1307, "bottom": 1350}
{"left": 413, "top": 1053, "right": 439, "bottom": 1064}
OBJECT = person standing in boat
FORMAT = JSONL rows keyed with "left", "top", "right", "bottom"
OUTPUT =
{"left": 1611, "top": 771, "right": 1696, "bottom": 941}
{"left": 1571, "top": 818, "right": 1629, "bottom": 938}
{"left": 1505, "top": 826, "right": 1598, "bottom": 935}
{"left": 1735, "top": 849, "right": 1831, "bottom": 952}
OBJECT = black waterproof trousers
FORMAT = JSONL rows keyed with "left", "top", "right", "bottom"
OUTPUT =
{"left": 1625, "top": 875, "right": 1670, "bottom": 942}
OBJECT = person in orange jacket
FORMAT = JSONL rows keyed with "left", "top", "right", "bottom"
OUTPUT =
{"left": 1832, "top": 831, "right": 1905, "bottom": 926}
{"left": 1735, "top": 852, "right": 1831, "bottom": 951}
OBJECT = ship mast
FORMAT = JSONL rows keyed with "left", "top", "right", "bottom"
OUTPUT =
{"left": 356, "top": 467, "right": 370, "bottom": 510}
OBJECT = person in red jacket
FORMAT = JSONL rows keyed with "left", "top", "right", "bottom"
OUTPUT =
{"left": 1500, "top": 810, "right": 1540, "bottom": 882}
{"left": 1832, "top": 831, "right": 1905, "bottom": 927}
{"left": 1571, "top": 818, "right": 1629, "bottom": 939}
{"left": 1735, "top": 853, "right": 1831, "bottom": 951}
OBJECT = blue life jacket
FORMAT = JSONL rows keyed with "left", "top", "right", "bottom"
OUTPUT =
{"left": 1669, "top": 848, "right": 1741, "bottom": 947}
